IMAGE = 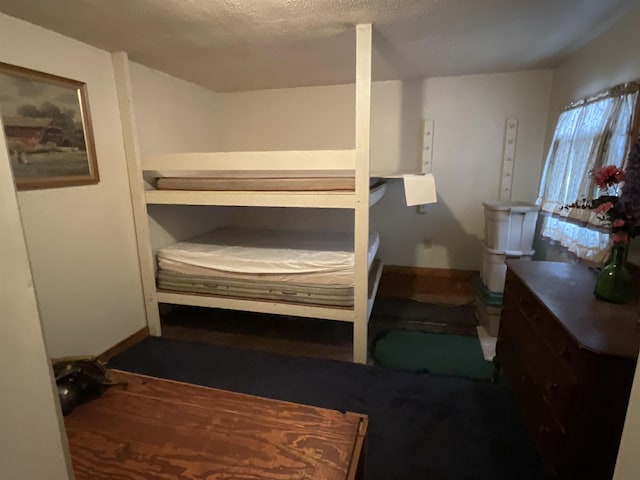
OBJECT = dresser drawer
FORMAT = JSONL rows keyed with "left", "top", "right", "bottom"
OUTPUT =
{"left": 497, "top": 328, "right": 564, "bottom": 478}
{"left": 501, "top": 305, "right": 577, "bottom": 428}
{"left": 499, "top": 261, "right": 640, "bottom": 480}
{"left": 504, "top": 272, "right": 580, "bottom": 368}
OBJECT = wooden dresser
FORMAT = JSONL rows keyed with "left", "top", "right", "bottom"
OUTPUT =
{"left": 496, "top": 260, "right": 640, "bottom": 479}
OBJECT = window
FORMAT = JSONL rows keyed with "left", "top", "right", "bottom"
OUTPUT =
{"left": 536, "top": 83, "right": 639, "bottom": 263}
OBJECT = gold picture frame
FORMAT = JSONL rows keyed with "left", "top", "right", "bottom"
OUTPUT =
{"left": 0, "top": 61, "right": 99, "bottom": 190}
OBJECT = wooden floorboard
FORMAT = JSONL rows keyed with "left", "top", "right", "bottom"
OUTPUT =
{"left": 160, "top": 300, "right": 478, "bottom": 363}
{"left": 161, "top": 306, "right": 355, "bottom": 362}
{"left": 377, "top": 265, "right": 476, "bottom": 306}
{"left": 97, "top": 326, "right": 149, "bottom": 363}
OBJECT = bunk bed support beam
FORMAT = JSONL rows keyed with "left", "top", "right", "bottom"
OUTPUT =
{"left": 112, "top": 52, "right": 162, "bottom": 336}
{"left": 353, "top": 23, "right": 373, "bottom": 364}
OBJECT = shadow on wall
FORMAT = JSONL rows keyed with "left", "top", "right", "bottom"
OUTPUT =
{"left": 371, "top": 27, "right": 424, "bottom": 174}
{"left": 436, "top": 197, "right": 484, "bottom": 270}
{"left": 369, "top": 75, "right": 485, "bottom": 270}
{"left": 147, "top": 205, "right": 232, "bottom": 251}
{"left": 371, "top": 182, "right": 482, "bottom": 271}
{"left": 397, "top": 78, "right": 424, "bottom": 174}
{"left": 371, "top": 77, "right": 424, "bottom": 174}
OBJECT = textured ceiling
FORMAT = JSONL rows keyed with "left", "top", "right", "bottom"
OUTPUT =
{"left": 0, "top": 0, "right": 638, "bottom": 92}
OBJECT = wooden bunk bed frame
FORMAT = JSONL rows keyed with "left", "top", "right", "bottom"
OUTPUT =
{"left": 114, "top": 24, "right": 378, "bottom": 363}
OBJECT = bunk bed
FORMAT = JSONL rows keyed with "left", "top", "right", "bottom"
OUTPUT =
{"left": 114, "top": 24, "right": 379, "bottom": 363}
{"left": 141, "top": 157, "right": 386, "bottom": 329}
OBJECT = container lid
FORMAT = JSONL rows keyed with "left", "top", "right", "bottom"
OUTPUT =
{"left": 482, "top": 241, "right": 535, "bottom": 257}
{"left": 483, "top": 201, "right": 540, "bottom": 213}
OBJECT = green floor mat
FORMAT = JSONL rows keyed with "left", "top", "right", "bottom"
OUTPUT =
{"left": 372, "top": 329, "right": 495, "bottom": 380}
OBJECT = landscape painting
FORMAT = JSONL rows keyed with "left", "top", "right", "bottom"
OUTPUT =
{"left": 0, "top": 62, "right": 99, "bottom": 190}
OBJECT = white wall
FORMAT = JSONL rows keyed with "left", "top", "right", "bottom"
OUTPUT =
{"left": 129, "top": 62, "right": 222, "bottom": 156}
{"left": 217, "top": 72, "right": 552, "bottom": 270}
{"left": 217, "top": 83, "right": 354, "bottom": 151}
{"left": 0, "top": 13, "right": 146, "bottom": 357}
{"left": 0, "top": 117, "right": 72, "bottom": 480}
{"left": 545, "top": 10, "right": 640, "bottom": 137}
{"left": 128, "top": 62, "right": 230, "bottom": 251}
{"left": 415, "top": 71, "right": 551, "bottom": 269}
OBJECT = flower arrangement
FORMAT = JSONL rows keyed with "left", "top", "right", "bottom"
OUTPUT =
{"left": 592, "top": 165, "right": 632, "bottom": 244}
{"left": 561, "top": 138, "right": 640, "bottom": 245}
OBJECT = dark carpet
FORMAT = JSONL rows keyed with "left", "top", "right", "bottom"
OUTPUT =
{"left": 371, "top": 329, "right": 495, "bottom": 380}
{"left": 108, "top": 337, "right": 546, "bottom": 480}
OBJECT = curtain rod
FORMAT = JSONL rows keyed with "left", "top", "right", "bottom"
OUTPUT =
{"left": 562, "top": 81, "right": 640, "bottom": 112}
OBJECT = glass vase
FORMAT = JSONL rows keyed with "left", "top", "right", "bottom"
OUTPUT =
{"left": 593, "top": 243, "right": 633, "bottom": 304}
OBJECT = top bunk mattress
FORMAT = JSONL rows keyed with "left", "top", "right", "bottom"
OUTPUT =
{"left": 150, "top": 170, "right": 383, "bottom": 192}
{"left": 157, "top": 226, "right": 380, "bottom": 275}
{"left": 156, "top": 176, "right": 355, "bottom": 191}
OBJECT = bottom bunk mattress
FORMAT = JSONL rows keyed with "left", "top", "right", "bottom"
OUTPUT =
{"left": 156, "top": 226, "right": 380, "bottom": 307}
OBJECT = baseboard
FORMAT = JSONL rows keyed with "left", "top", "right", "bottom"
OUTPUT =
{"left": 97, "top": 326, "right": 149, "bottom": 363}
{"left": 377, "top": 265, "right": 478, "bottom": 306}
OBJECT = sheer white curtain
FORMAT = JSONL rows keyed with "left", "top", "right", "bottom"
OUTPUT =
{"left": 536, "top": 87, "right": 638, "bottom": 263}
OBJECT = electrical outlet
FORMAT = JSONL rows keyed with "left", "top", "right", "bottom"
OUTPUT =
{"left": 423, "top": 238, "right": 433, "bottom": 249}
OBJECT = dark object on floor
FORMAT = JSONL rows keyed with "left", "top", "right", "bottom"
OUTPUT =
{"left": 53, "top": 357, "right": 118, "bottom": 415}
{"left": 108, "top": 337, "right": 546, "bottom": 480}
{"left": 371, "top": 329, "right": 495, "bottom": 380}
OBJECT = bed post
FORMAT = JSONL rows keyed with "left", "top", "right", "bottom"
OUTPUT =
{"left": 354, "top": 24, "right": 372, "bottom": 364}
{"left": 111, "top": 52, "right": 161, "bottom": 336}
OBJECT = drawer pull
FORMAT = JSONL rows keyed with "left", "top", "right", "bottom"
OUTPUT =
{"left": 531, "top": 314, "right": 540, "bottom": 324}
{"left": 545, "top": 382, "right": 558, "bottom": 398}
{"left": 537, "top": 425, "right": 551, "bottom": 439}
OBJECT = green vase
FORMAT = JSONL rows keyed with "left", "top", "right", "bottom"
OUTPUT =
{"left": 593, "top": 243, "right": 633, "bottom": 304}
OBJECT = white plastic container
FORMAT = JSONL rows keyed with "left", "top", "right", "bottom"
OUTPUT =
{"left": 473, "top": 275, "right": 503, "bottom": 336}
{"left": 475, "top": 297, "right": 502, "bottom": 337}
{"left": 483, "top": 201, "right": 540, "bottom": 252}
{"left": 481, "top": 243, "right": 534, "bottom": 293}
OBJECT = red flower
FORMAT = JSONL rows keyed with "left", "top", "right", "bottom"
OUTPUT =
{"left": 593, "top": 165, "right": 625, "bottom": 190}
{"left": 594, "top": 202, "right": 614, "bottom": 214}
{"left": 562, "top": 162, "right": 639, "bottom": 248}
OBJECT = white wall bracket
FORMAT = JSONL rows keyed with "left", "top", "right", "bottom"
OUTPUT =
{"left": 500, "top": 117, "right": 518, "bottom": 202}
{"left": 417, "top": 119, "right": 434, "bottom": 214}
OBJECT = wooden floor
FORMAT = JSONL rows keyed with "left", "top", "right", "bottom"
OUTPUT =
{"left": 65, "top": 371, "right": 367, "bottom": 480}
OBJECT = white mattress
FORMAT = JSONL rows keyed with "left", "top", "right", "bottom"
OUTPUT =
{"left": 156, "top": 271, "right": 357, "bottom": 306}
{"left": 157, "top": 259, "right": 357, "bottom": 285}
{"left": 157, "top": 226, "right": 380, "bottom": 276}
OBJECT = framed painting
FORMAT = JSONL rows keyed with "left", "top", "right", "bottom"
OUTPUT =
{"left": 0, "top": 62, "right": 99, "bottom": 190}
